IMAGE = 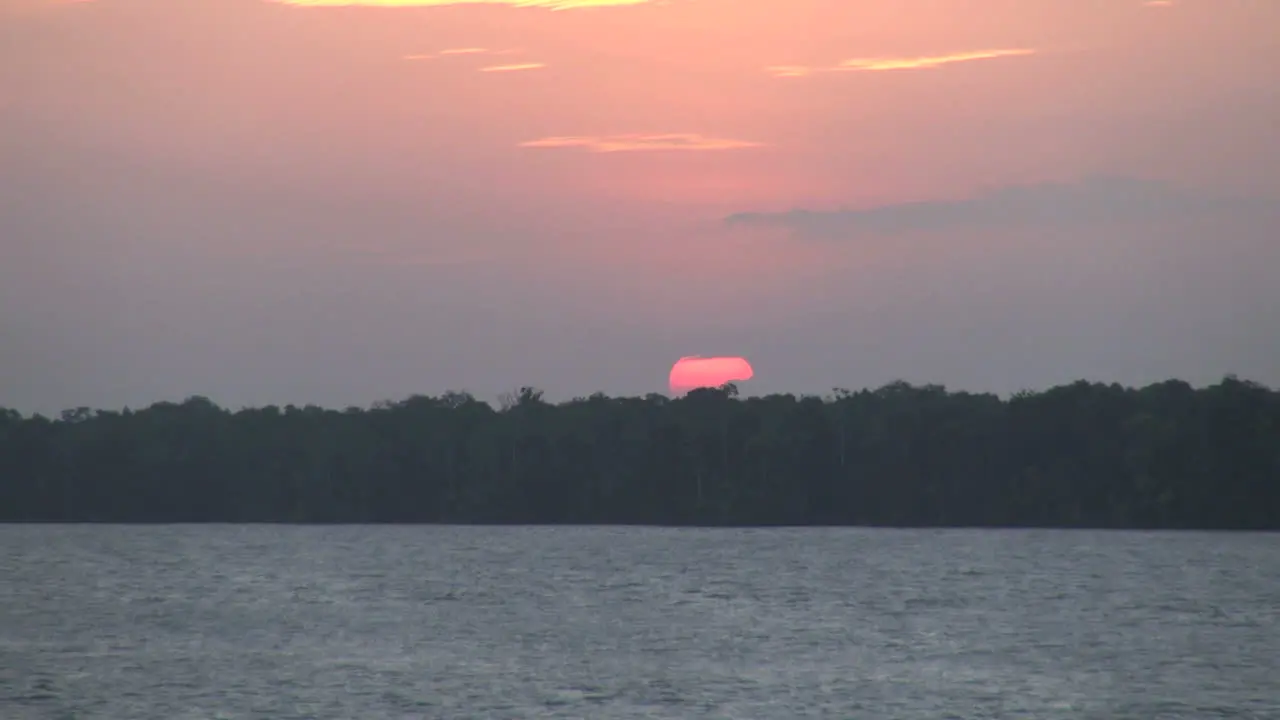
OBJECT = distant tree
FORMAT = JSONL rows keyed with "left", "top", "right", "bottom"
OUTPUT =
{"left": 0, "top": 377, "right": 1276, "bottom": 528}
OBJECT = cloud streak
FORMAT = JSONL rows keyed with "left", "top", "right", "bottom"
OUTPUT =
{"left": 479, "top": 62, "right": 545, "bottom": 72}
{"left": 768, "top": 48, "right": 1035, "bottom": 78}
{"left": 402, "top": 47, "right": 521, "bottom": 60}
{"left": 725, "top": 176, "right": 1267, "bottom": 237}
{"left": 402, "top": 46, "right": 543, "bottom": 72}
{"left": 521, "top": 133, "right": 763, "bottom": 153}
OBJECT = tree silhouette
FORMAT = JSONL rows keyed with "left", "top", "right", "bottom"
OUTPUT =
{"left": 0, "top": 377, "right": 1276, "bottom": 528}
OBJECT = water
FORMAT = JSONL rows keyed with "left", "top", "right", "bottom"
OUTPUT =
{"left": 1, "top": 526, "right": 1277, "bottom": 719}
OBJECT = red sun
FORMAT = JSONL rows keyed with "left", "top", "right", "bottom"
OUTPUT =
{"left": 669, "top": 356, "right": 755, "bottom": 394}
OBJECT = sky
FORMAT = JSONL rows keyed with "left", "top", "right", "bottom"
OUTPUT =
{"left": 2, "top": 0, "right": 1278, "bottom": 413}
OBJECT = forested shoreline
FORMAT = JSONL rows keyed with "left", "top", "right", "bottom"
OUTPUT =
{"left": 1, "top": 377, "right": 1277, "bottom": 528}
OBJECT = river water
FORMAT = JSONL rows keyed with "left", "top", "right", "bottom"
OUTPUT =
{"left": 2, "top": 525, "right": 1277, "bottom": 719}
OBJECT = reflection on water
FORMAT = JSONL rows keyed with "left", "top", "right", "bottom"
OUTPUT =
{"left": 2, "top": 525, "right": 1277, "bottom": 719}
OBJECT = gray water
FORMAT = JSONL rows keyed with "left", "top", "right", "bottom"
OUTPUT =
{"left": 1, "top": 526, "right": 1277, "bottom": 719}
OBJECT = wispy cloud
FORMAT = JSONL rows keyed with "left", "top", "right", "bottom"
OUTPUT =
{"left": 274, "top": 0, "right": 652, "bottom": 9}
{"left": 767, "top": 48, "right": 1035, "bottom": 78}
{"left": 402, "top": 47, "right": 520, "bottom": 61}
{"left": 725, "top": 176, "right": 1267, "bottom": 237}
{"left": 1144, "top": 0, "right": 1174, "bottom": 7}
{"left": 520, "top": 133, "right": 763, "bottom": 153}
{"left": 399, "top": 45, "right": 547, "bottom": 75}
{"left": 478, "top": 63, "right": 545, "bottom": 72}
{"left": 842, "top": 49, "right": 1036, "bottom": 71}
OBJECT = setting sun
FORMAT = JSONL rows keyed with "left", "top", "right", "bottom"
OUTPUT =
{"left": 669, "top": 356, "right": 755, "bottom": 395}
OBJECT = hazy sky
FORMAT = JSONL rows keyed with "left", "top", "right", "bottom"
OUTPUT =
{"left": 3, "top": 0, "right": 1278, "bottom": 413}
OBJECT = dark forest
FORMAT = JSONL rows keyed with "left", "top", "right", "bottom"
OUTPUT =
{"left": 1, "top": 377, "right": 1276, "bottom": 528}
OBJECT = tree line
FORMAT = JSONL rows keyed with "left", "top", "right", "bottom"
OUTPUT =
{"left": 0, "top": 377, "right": 1277, "bottom": 528}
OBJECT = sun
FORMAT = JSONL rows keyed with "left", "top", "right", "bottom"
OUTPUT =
{"left": 669, "top": 356, "right": 754, "bottom": 395}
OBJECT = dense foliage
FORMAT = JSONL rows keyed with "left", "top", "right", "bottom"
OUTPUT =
{"left": 1, "top": 377, "right": 1277, "bottom": 528}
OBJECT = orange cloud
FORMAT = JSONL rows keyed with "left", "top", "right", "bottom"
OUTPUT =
{"left": 768, "top": 48, "right": 1036, "bottom": 77}
{"left": 274, "top": 0, "right": 651, "bottom": 8}
{"left": 478, "top": 63, "right": 546, "bottom": 72}
{"left": 403, "top": 48, "right": 521, "bottom": 60}
{"left": 842, "top": 49, "right": 1036, "bottom": 71}
{"left": 520, "top": 133, "right": 763, "bottom": 153}
{"left": 765, "top": 65, "right": 818, "bottom": 78}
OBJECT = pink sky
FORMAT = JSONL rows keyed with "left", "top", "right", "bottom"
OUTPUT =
{"left": 2, "top": 0, "right": 1278, "bottom": 411}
